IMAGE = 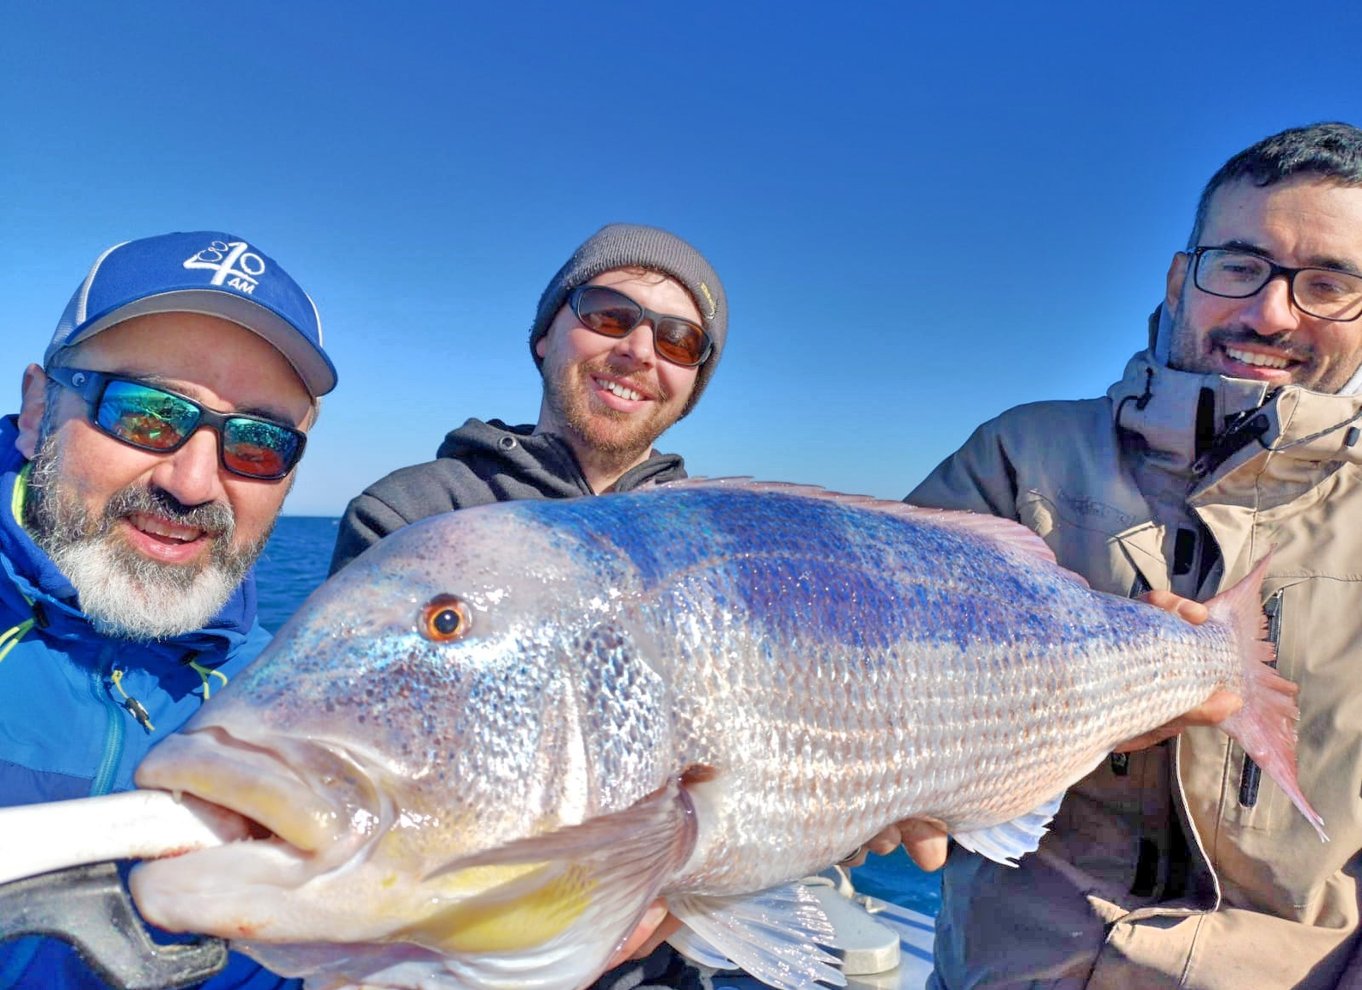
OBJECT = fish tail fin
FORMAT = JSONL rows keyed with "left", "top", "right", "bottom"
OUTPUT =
{"left": 1206, "top": 554, "right": 1327, "bottom": 842}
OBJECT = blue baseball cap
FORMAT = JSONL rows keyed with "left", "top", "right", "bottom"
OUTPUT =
{"left": 46, "top": 231, "right": 337, "bottom": 397}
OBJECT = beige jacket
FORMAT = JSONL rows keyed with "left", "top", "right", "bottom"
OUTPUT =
{"left": 911, "top": 351, "right": 1362, "bottom": 990}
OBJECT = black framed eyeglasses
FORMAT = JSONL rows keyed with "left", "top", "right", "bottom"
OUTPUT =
{"left": 46, "top": 367, "right": 307, "bottom": 480}
{"left": 1189, "top": 246, "right": 1362, "bottom": 322}
{"left": 568, "top": 285, "right": 713, "bottom": 367}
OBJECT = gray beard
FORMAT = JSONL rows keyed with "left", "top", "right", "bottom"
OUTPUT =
{"left": 24, "top": 436, "right": 268, "bottom": 641}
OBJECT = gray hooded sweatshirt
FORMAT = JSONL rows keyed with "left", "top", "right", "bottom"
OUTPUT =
{"left": 328, "top": 418, "right": 687, "bottom": 574}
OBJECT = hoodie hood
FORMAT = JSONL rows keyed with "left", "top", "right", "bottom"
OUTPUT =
{"left": 434, "top": 417, "right": 686, "bottom": 494}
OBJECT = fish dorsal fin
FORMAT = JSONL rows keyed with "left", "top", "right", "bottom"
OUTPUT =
{"left": 668, "top": 882, "right": 846, "bottom": 989}
{"left": 654, "top": 477, "right": 1066, "bottom": 573}
{"left": 951, "top": 789, "right": 1067, "bottom": 867}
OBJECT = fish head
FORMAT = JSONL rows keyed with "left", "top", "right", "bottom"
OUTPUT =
{"left": 131, "top": 502, "right": 687, "bottom": 988}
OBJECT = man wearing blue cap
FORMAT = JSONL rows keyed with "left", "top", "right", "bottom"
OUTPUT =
{"left": 0, "top": 231, "right": 336, "bottom": 988}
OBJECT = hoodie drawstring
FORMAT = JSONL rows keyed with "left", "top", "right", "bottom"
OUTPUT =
{"left": 180, "top": 649, "right": 229, "bottom": 700}
{"left": 0, "top": 617, "right": 34, "bottom": 665}
{"left": 0, "top": 593, "right": 47, "bottom": 666}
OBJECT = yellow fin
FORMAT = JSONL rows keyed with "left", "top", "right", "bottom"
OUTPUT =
{"left": 407, "top": 861, "right": 596, "bottom": 953}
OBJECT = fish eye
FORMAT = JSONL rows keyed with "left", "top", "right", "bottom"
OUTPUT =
{"left": 419, "top": 594, "right": 470, "bottom": 642}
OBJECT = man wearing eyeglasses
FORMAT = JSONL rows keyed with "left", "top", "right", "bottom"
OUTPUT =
{"left": 0, "top": 231, "right": 335, "bottom": 988}
{"left": 327, "top": 223, "right": 726, "bottom": 575}
{"left": 897, "top": 122, "right": 1362, "bottom": 989}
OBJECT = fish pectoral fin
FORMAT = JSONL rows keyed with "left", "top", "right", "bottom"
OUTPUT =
{"left": 951, "top": 789, "right": 1065, "bottom": 867}
{"left": 667, "top": 883, "right": 846, "bottom": 990}
{"left": 418, "top": 778, "right": 697, "bottom": 981}
{"left": 424, "top": 777, "right": 696, "bottom": 881}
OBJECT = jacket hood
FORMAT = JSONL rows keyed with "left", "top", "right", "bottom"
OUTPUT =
{"left": 436, "top": 418, "right": 567, "bottom": 466}
{"left": 434, "top": 417, "right": 685, "bottom": 492}
{"left": 0, "top": 414, "right": 260, "bottom": 652}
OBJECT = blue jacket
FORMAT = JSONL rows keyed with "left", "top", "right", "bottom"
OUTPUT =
{"left": 0, "top": 416, "right": 296, "bottom": 989}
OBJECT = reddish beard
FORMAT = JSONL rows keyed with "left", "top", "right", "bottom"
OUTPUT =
{"left": 542, "top": 358, "right": 681, "bottom": 461}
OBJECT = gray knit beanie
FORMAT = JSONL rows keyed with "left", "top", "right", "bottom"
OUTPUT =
{"left": 529, "top": 223, "right": 727, "bottom": 416}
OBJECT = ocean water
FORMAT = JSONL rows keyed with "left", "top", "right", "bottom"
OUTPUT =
{"left": 255, "top": 515, "right": 342, "bottom": 633}
{"left": 252, "top": 516, "right": 942, "bottom": 915}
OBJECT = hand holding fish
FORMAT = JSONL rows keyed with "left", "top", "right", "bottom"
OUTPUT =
{"left": 1110, "top": 689, "right": 1244, "bottom": 753}
{"left": 847, "top": 588, "right": 1233, "bottom": 874}
{"left": 604, "top": 900, "right": 677, "bottom": 967}
{"left": 844, "top": 819, "right": 950, "bottom": 871}
{"left": 421, "top": 576, "right": 1239, "bottom": 990}
{"left": 1140, "top": 588, "right": 1210, "bottom": 625}
{"left": 109, "top": 484, "right": 1323, "bottom": 990}
{"left": 1114, "top": 589, "right": 1242, "bottom": 752}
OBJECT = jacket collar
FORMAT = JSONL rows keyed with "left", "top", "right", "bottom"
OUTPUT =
{"left": 1107, "top": 351, "right": 1362, "bottom": 483}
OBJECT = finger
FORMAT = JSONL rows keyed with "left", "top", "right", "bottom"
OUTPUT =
{"left": 842, "top": 820, "right": 937, "bottom": 869}
{"left": 630, "top": 911, "right": 682, "bottom": 960}
{"left": 865, "top": 823, "right": 905, "bottom": 856}
{"left": 1112, "top": 690, "right": 1245, "bottom": 752}
{"left": 606, "top": 901, "right": 672, "bottom": 968}
{"left": 1140, "top": 590, "right": 1209, "bottom": 625}
{"left": 1181, "top": 689, "right": 1243, "bottom": 725}
{"left": 898, "top": 819, "right": 949, "bottom": 872}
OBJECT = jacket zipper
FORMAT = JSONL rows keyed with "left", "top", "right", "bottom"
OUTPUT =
{"left": 89, "top": 643, "right": 125, "bottom": 797}
{"left": 1191, "top": 415, "right": 1271, "bottom": 478}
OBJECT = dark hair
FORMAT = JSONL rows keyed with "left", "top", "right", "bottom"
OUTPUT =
{"left": 1188, "top": 122, "right": 1362, "bottom": 248}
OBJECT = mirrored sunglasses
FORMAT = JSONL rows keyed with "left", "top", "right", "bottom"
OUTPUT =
{"left": 46, "top": 367, "right": 307, "bottom": 480}
{"left": 569, "top": 285, "right": 713, "bottom": 367}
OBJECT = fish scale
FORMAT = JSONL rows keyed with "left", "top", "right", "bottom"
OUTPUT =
{"left": 127, "top": 481, "right": 1322, "bottom": 990}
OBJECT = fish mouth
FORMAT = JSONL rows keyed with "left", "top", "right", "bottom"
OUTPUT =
{"left": 135, "top": 725, "right": 389, "bottom": 875}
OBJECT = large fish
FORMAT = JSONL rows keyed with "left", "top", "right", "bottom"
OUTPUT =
{"left": 128, "top": 481, "right": 1323, "bottom": 990}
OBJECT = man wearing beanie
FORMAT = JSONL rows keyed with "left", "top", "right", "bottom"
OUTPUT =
{"left": 328, "top": 224, "right": 723, "bottom": 987}
{"left": 328, "top": 223, "right": 727, "bottom": 575}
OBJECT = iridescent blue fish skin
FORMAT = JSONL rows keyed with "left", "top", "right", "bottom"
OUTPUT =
{"left": 130, "top": 481, "right": 1250, "bottom": 990}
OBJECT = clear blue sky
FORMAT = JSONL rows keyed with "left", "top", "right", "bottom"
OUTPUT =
{"left": 3, "top": 2, "right": 1360, "bottom": 517}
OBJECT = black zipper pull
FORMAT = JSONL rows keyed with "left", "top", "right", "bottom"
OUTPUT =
{"left": 1192, "top": 413, "right": 1271, "bottom": 478}
{"left": 110, "top": 667, "right": 155, "bottom": 733}
{"left": 122, "top": 697, "right": 154, "bottom": 732}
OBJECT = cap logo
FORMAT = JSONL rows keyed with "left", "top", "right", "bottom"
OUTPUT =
{"left": 183, "top": 239, "right": 266, "bottom": 296}
{"left": 697, "top": 281, "right": 717, "bottom": 319}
